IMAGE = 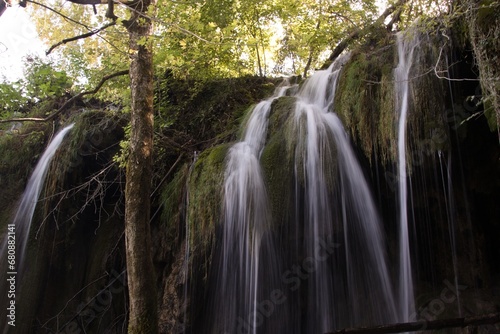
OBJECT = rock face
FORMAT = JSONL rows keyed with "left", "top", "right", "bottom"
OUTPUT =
{"left": 0, "top": 20, "right": 499, "bottom": 334}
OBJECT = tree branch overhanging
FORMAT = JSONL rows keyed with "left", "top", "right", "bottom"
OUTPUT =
{"left": 46, "top": 21, "right": 116, "bottom": 55}
{"left": 322, "top": 0, "right": 408, "bottom": 69}
{"left": 0, "top": 70, "right": 129, "bottom": 124}
{"left": 26, "top": 0, "right": 91, "bottom": 29}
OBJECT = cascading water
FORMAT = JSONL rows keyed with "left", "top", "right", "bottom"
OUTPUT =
{"left": 213, "top": 83, "right": 290, "bottom": 333}
{"left": 208, "top": 55, "right": 402, "bottom": 333}
{"left": 394, "top": 30, "right": 419, "bottom": 322}
{"left": 292, "top": 55, "right": 397, "bottom": 332}
{"left": 1, "top": 124, "right": 74, "bottom": 274}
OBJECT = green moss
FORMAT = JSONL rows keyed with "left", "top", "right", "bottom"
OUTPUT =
{"left": 335, "top": 28, "right": 451, "bottom": 166}
{"left": 484, "top": 101, "right": 498, "bottom": 131}
{"left": 377, "top": 70, "right": 397, "bottom": 163}
{"left": 188, "top": 143, "right": 229, "bottom": 247}
{"left": 261, "top": 96, "right": 297, "bottom": 229}
{"left": 155, "top": 74, "right": 277, "bottom": 148}
{"left": 261, "top": 129, "right": 293, "bottom": 229}
{"left": 335, "top": 45, "right": 395, "bottom": 163}
{"left": 268, "top": 96, "right": 297, "bottom": 137}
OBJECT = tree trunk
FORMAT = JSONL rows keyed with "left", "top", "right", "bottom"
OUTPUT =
{"left": 125, "top": 0, "right": 158, "bottom": 332}
{"left": 256, "top": 44, "right": 263, "bottom": 77}
{"left": 303, "top": 4, "right": 322, "bottom": 78}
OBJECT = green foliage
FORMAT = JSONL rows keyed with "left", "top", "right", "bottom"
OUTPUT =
{"left": 154, "top": 0, "right": 255, "bottom": 78}
{"left": 200, "top": 0, "right": 235, "bottom": 28}
{"left": 0, "top": 58, "right": 72, "bottom": 118}
{"left": 113, "top": 124, "right": 131, "bottom": 168}
{"left": 274, "top": 0, "right": 378, "bottom": 76}
{"left": 0, "top": 82, "right": 27, "bottom": 114}
{"left": 27, "top": 0, "right": 130, "bottom": 104}
{"left": 386, "top": 0, "right": 453, "bottom": 31}
{"left": 22, "top": 58, "right": 72, "bottom": 100}
{"left": 21, "top": 0, "right": 467, "bottom": 105}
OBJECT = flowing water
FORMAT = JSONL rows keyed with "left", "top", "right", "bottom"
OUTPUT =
{"left": 438, "top": 150, "right": 462, "bottom": 316}
{"left": 1, "top": 124, "right": 74, "bottom": 275}
{"left": 293, "top": 55, "right": 397, "bottom": 332}
{"left": 0, "top": 123, "right": 74, "bottom": 333}
{"left": 394, "top": 31, "right": 419, "bottom": 323}
{"left": 214, "top": 83, "right": 290, "bottom": 333}
{"left": 211, "top": 55, "right": 400, "bottom": 333}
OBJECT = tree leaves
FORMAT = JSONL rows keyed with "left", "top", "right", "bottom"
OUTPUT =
{"left": 19, "top": 0, "right": 440, "bottom": 102}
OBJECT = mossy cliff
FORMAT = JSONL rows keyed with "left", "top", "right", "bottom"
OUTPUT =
{"left": 467, "top": 0, "right": 500, "bottom": 133}
{"left": 0, "top": 74, "right": 278, "bottom": 333}
{"left": 334, "top": 27, "right": 449, "bottom": 166}
{"left": 332, "top": 22, "right": 500, "bottom": 323}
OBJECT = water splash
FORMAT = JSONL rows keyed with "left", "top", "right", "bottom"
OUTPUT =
{"left": 394, "top": 30, "right": 419, "bottom": 322}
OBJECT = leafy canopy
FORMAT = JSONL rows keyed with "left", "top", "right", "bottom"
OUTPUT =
{"left": 0, "top": 57, "right": 71, "bottom": 117}
{"left": 2, "top": 0, "right": 456, "bottom": 109}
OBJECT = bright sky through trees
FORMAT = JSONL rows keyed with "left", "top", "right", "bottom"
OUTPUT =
{"left": 0, "top": 6, "right": 46, "bottom": 82}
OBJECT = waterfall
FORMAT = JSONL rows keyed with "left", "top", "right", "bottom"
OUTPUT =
{"left": 214, "top": 83, "right": 290, "bottom": 333}
{"left": 292, "top": 55, "right": 397, "bottom": 332}
{"left": 1, "top": 123, "right": 74, "bottom": 274}
{"left": 394, "top": 30, "right": 419, "bottom": 322}
{"left": 209, "top": 55, "right": 401, "bottom": 333}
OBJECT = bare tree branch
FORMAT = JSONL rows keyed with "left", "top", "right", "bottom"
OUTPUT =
{"left": 322, "top": 0, "right": 409, "bottom": 68}
{"left": 26, "top": 0, "right": 127, "bottom": 55}
{"left": 0, "top": 70, "right": 129, "bottom": 124}
{"left": 329, "top": 12, "right": 359, "bottom": 29}
{"left": 26, "top": 0, "right": 91, "bottom": 29}
{"left": 113, "top": 0, "right": 214, "bottom": 44}
{"left": 46, "top": 21, "right": 116, "bottom": 55}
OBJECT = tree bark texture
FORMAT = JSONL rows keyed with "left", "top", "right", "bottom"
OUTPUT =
{"left": 125, "top": 0, "right": 158, "bottom": 332}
